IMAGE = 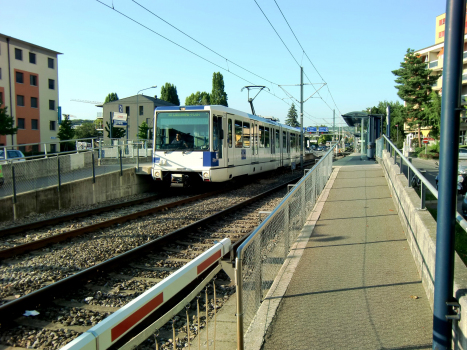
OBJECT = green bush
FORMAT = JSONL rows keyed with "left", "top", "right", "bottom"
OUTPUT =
{"left": 429, "top": 141, "right": 440, "bottom": 153}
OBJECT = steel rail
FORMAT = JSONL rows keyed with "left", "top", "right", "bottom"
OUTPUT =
{"left": 0, "top": 178, "right": 298, "bottom": 323}
{"left": 0, "top": 194, "right": 165, "bottom": 237}
{"left": 0, "top": 190, "right": 225, "bottom": 259}
{"left": 383, "top": 135, "right": 467, "bottom": 232}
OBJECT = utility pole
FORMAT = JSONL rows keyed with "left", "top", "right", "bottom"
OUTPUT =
{"left": 433, "top": 0, "right": 466, "bottom": 348}
{"left": 333, "top": 109, "right": 335, "bottom": 141}
{"left": 300, "top": 67, "right": 304, "bottom": 169}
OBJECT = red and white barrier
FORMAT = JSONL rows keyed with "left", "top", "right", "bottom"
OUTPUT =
{"left": 63, "top": 238, "right": 231, "bottom": 350}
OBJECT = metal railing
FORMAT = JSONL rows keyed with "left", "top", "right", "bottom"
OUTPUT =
{"left": 235, "top": 146, "right": 335, "bottom": 350}
{"left": 429, "top": 60, "right": 439, "bottom": 68}
{"left": 379, "top": 135, "right": 467, "bottom": 231}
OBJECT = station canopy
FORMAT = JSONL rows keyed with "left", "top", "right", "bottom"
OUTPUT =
{"left": 341, "top": 111, "right": 369, "bottom": 127}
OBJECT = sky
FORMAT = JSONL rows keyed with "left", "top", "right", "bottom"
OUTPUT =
{"left": 1, "top": 0, "right": 446, "bottom": 127}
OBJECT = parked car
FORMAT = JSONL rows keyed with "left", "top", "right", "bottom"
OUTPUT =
{"left": 0, "top": 150, "right": 26, "bottom": 164}
{"left": 460, "top": 148, "right": 467, "bottom": 160}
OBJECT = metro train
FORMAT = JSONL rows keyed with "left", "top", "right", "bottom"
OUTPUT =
{"left": 151, "top": 105, "right": 302, "bottom": 186}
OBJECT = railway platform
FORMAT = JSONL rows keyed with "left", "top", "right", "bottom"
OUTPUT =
{"left": 255, "top": 154, "right": 433, "bottom": 349}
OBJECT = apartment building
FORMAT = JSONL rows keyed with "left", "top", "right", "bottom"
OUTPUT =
{"left": 414, "top": 12, "right": 467, "bottom": 143}
{"left": 0, "top": 33, "right": 61, "bottom": 153}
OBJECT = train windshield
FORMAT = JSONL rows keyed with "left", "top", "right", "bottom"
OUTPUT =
{"left": 155, "top": 111, "right": 210, "bottom": 151}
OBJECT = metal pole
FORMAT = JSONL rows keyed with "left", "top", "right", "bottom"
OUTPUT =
{"left": 333, "top": 109, "right": 335, "bottom": 141}
{"left": 92, "top": 152, "right": 96, "bottom": 184}
{"left": 12, "top": 165, "right": 17, "bottom": 204}
{"left": 236, "top": 257, "right": 244, "bottom": 350}
{"left": 119, "top": 147, "right": 123, "bottom": 176}
{"left": 57, "top": 157, "right": 61, "bottom": 191}
{"left": 433, "top": 0, "right": 466, "bottom": 348}
{"left": 386, "top": 106, "right": 391, "bottom": 152}
{"left": 300, "top": 67, "right": 304, "bottom": 169}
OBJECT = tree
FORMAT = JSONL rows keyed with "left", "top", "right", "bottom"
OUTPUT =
{"left": 318, "top": 134, "right": 332, "bottom": 145}
{"left": 58, "top": 115, "right": 75, "bottom": 151}
{"left": 211, "top": 72, "right": 228, "bottom": 106}
{"left": 104, "top": 93, "right": 119, "bottom": 104}
{"left": 366, "top": 100, "right": 405, "bottom": 147}
{"left": 0, "top": 105, "right": 18, "bottom": 137}
{"left": 422, "top": 91, "right": 442, "bottom": 139}
{"left": 185, "top": 91, "right": 211, "bottom": 106}
{"left": 285, "top": 103, "right": 299, "bottom": 127}
{"left": 392, "top": 48, "right": 440, "bottom": 146}
{"left": 160, "top": 83, "right": 180, "bottom": 106}
{"left": 137, "top": 121, "right": 152, "bottom": 140}
{"left": 105, "top": 121, "right": 126, "bottom": 139}
{"left": 74, "top": 122, "right": 98, "bottom": 139}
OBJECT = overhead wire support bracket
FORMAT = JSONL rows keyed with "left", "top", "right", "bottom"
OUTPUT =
{"left": 241, "top": 86, "right": 269, "bottom": 115}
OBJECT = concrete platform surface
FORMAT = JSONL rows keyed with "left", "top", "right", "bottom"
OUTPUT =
{"left": 261, "top": 162, "right": 433, "bottom": 350}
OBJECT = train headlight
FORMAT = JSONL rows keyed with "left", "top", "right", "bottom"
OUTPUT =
{"left": 155, "top": 170, "right": 161, "bottom": 178}
{"left": 203, "top": 171, "right": 209, "bottom": 178}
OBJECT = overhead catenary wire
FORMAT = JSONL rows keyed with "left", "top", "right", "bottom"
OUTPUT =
{"left": 95, "top": 0, "right": 320, "bottom": 124}
{"left": 272, "top": 0, "right": 342, "bottom": 116}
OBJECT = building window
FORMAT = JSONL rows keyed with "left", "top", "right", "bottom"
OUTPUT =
{"left": 439, "top": 31, "right": 445, "bottom": 38}
{"left": 29, "top": 52, "right": 36, "bottom": 64}
{"left": 49, "top": 100, "right": 55, "bottom": 110}
{"left": 15, "top": 48, "right": 22, "bottom": 60}
{"left": 146, "top": 118, "right": 150, "bottom": 125}
{"left": 50, "top": 121, "right": 56, "bottom": 131}
{"left": 48, "top": 79, "right": 55, "bottom": 90}
{"left": 48, "top": 58, "right": 54, "bottom": 69}
{"left": 18, "top": 146, "right": 26, "bottom": 154}
{"left": 17, "top": 95, "right": 25, "bottom": 107}
{"left": 18, "top": 118, "right": 25, "bottom": 129}
{"left": 125, "top": 106, "right": 130, "bottom": 116}
{"left": 139, "top": 105, "right": 144, "bottom": 116}
{"left": 0, "top": 67, "right": 2, "bottom": 79}
{"left": 0, "top": 92, "right": 3, "bottom": 105}
{"left": 50, "top": 144, "right": 57, "bottom": 153}
{"left": 30, "top": 75, "right": 37, "bottom": 86}
{"left": 31, "top": 97, "right": 38, "bottom": 108}
{"left": 31, "top": 119, "right": 38, "bottom": 130}
{"left": 16, "top": 71, "right": 23, "bottom": 84}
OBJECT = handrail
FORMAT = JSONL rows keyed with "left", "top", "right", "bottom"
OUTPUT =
{"left": 382, "top": 135, "right": 467, "bottom": 232}
{"left": 236, "top": 145, "right": 336, "bottom": 257}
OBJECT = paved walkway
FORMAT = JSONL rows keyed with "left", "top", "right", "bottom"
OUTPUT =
{"left": 261, "top": 156, "right": 433, "bottom": 349}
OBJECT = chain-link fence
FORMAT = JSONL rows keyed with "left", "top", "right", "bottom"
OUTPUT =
{"left": 235, "top": 148, "right": 334, "bottom": 350}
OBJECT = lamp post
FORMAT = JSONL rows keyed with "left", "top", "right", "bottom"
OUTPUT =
{"left": 136, "top": 86, "right": 157, "bottom": 142}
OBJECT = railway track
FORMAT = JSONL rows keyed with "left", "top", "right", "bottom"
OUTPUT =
{"left": 0, "top": 177, "right": 295, "bottom": 349}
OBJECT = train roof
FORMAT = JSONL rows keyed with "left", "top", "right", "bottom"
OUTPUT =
{"left": 155, "top": 105, "right": 302, "bottom": 132}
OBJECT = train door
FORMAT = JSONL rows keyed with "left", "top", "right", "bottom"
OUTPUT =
{"left": 227, "top": 118, "right": 234, "bottom": 167}
{"left": 282, "top": 130, "right": 286, "bottom": 166}
{"left": 213, "top": 115, "right": 224, "bottom": 167}
{"left": 251, "top": 120, "right": 258, "bottom": 164}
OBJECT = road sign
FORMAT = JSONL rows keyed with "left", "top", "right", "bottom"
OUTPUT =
{"left": 423, "top": 138, "right": 429, "bottom": 144}
{"left": 118, "top": 104, "right": 123, "bottom": 113}
{"left": 113, "top": 112, "right": 128, "bottom": 127}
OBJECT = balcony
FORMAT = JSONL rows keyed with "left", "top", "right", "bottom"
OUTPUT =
{"left": 429, "top": 60, "right": 439, "bottom": 68}
{"left": 464, "top": 51, "right": 467, "bottom": 60}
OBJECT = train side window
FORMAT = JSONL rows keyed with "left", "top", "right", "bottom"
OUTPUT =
{"left": 287, "top": 132, "right": 290, "bottom": 153}
{"left": 213, "top": 116, "right": 223, "bottom": 158}
{"left": 265, "top": 127, "right": 270, "bottom": 148}
{"left": 271, "top": 128, "right": 274, "bottom": 154}
{"left": 228, "top": 119, "right": 232, "bottom": 148}
{"left": 283, "top": 131, "right": 286, "bottom": 149}
{"left": 275, "top": 130, "right": 280, "bottom": 151}
{"left": 259, "top": 126, "right": 265, "bottom": 148}
{"left": 243, "top": 122, "right": 250, "bottom": 148}
{"left": 235, "top": 120, "right": 243, "bottom": 148}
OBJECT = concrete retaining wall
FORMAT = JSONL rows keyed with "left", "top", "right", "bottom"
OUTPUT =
{"left": 0, "top": 168, "right": 154, "bottom": 221}
{"left": 380, "top": 150, "right": 467, "bottom": 348}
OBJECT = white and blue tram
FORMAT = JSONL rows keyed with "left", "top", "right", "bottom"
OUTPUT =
{"left": 151, "top": 105, "right": 302, "bottom": 186}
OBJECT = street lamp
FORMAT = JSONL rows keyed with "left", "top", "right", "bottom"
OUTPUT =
{"left": 136, "top": 85, "right": 157, "bottom": 141}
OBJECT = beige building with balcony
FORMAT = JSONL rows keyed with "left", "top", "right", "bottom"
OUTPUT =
{"left": 0, "top": 33, "right": 61, "bottom": 153}
{"left": 414, "top": 12, "right": 467, "bottom": 144}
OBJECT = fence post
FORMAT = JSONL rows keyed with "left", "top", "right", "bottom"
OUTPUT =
{"left": 137, "top": 143, "right": 140, "bottom": 170}
{"left": 420, "top": 182, "right": 426, "bottom": 210}
{"left": 236, "top": 257, "right": 244, "bottom": 350}
{"left": 284, "top": 203, "right": 290, "bottom": 258}
{"left": 12, "top": 165, "right": 17, "bottom": 204}
{"left": 408, "top": 158, "right": 412, "bottom": 187}
{"left": 44, "top": 144, "right": 48, "bottom": 158}
{"left": 57, "top": 157, "right": 61, "bottom": 191}
{"left": 119, "top": 147, "right": 123, "bottom": 176}
{"left": 92, "top": 153, "right": 96, "bottom": 184}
